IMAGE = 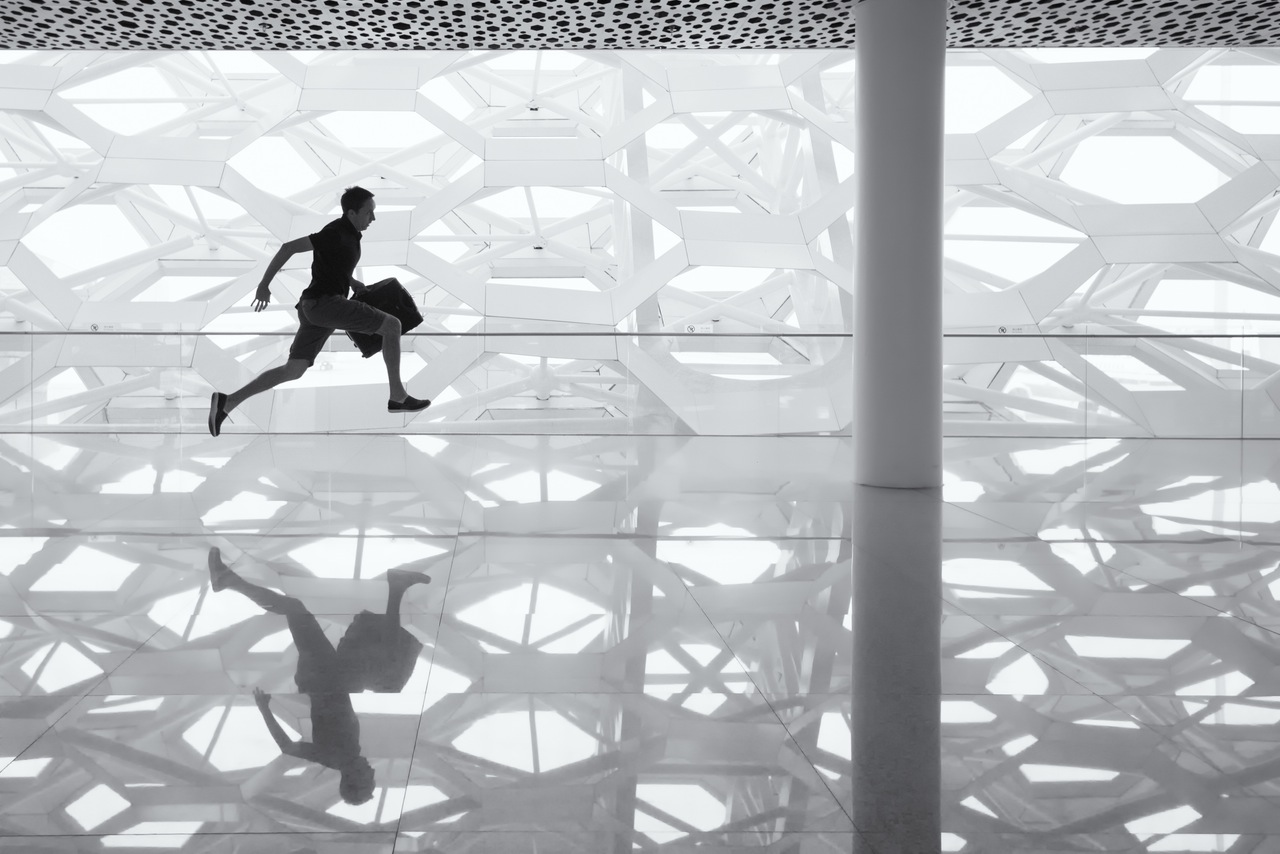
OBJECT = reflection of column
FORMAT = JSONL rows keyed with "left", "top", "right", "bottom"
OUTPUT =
{"left": 853, "top": 1, "right": 946, "bottom": 851}
{"left": 852, "top": 486, "right": 941, "bottom": 853}
{"left": 854, "top": 0, "right": 946, "bottom": 489}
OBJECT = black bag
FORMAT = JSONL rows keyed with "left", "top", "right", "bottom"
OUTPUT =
{"left": 335, "top": 611, "right": 425, "bottom": 693}
{"left": 346, "top": 278, "right": 424, "bottom": 358}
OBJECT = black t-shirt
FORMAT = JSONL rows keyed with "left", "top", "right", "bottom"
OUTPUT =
{"left": 299, "top": 216, "right": 361, "bottom": 300}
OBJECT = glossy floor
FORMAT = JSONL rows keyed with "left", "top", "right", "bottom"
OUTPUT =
{"left": 0, "top": 433, "right": 1276, "bottom": 852}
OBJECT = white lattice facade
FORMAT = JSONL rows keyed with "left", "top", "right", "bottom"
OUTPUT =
{"left": 1, "top": 49, "right": 1277, "bottom": 437}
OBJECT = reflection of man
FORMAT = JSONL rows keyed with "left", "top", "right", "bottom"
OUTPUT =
{"left": 207, "top": 186, "right": 429, "bottom": 437}
{"left": 207, "top": 547, "right": 431, "bottom": 804}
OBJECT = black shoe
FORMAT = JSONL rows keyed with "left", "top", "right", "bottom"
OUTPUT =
{"left": 208, "top": 392, "right": 228, "bottom": 436}
{"left": 388, "top": 395, "right": 431, "bottom": 413}
{"left": 208, "top": 547, "right": 230, "bottom": 591}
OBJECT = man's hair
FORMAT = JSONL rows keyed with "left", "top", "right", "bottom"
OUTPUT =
{"left": 339, "top": 759, "right": 375, "bottom": 804}
{"left": 340, "top": 186, "right": 375, "bottom": 215}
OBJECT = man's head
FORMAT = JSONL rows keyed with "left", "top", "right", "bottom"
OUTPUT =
{"left": 341, "top": 186, "right": 376, "bottom": 232}
{"left": 338, "top": 756, "right": 376, "bottom": 804}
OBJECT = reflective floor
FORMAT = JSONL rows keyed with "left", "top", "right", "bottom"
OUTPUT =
{"left": 1, "top": 433, "right": 1277, "bottom": 852}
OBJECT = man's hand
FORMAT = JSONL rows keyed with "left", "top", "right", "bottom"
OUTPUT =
{"left": 253, "top": 687, "right": 271, "bottom": 708}
{"left": 252, "top": 284, "right": 272, "bottom": 312}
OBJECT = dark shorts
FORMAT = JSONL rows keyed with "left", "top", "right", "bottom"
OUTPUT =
{"left": 286, "top": 610, "right": 340, "bottom": 693}
{"left": 288, "top": 296, "right": 389, "bottom": 366}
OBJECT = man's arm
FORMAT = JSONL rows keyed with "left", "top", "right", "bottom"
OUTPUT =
{"left": 252, "top": 236, "right": 312, "bottom": 312}
{"left": 253, "top": 688, "right": 307, "bottom": 758}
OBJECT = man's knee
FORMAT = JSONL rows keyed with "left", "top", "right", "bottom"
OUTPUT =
{"left": 378, "top": 315, "right": 401, "bottom": 337}
{"left": 270, "top": 595, "right": 307, "bottom": 616}
{"left": 283, "top": 359, "right": 310, "bottom": 380}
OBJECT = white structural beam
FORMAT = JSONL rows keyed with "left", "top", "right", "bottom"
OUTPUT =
{"left": 854, "top": 0, "right": 946, "bottom": 489}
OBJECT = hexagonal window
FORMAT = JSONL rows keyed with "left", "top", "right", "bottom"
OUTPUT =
{"left": 635, "top": 783, "right": 726, "bottom": 839}
{"left": 21, "top": 641, "right": 103, "bottom": 692}
{"left": 199, "top": 492, "right": 287, "bottom": 527}
{"left": 452, "top": 708, "right": 595, "bottom": 772}
{"left": 1059, "top": 137, "right": 1228, "bottom": 204}
{"left": 0, "top": 535, "right": 45, "bottom": 575}
{"left": 1192, "top": 104, "right": 1280, "bottom": 135}
{"left": 669, "top": 266, "right": 773, "bottom": 293}
{"left": 945, "top": 205, "right": 1084, "bottom": 284}
{"left": 817, "top": 711, "right": 850, "bottom": 760}
{"left": 1185, "top": 64, "right": 1280, "bottom": 134}
{"left": 1080, "top": 354, "right": 1185, "bottom": 391}
{"left": 22, "top": 203, "right": 150, "bottom": 278}
{"left": 361, "top": 534, "right": 448, "bottom": 577}
{"left": 942, "top": 558, "right": 1051, "bottom": 592}
{"left": 29, "top": 546, "right": 137, "bottom": 592}
{"left": 1064, "top": 636, "right": 1190, "bottom": 659}
{"left": 289, "top": 533, "right": 359, "bottom": 578}
{"left": 136, "top": 275, "right": 235, "bottom": 302}
{"left": 458, "top": 582, "right": 601, "bottom": 649}
{"left": 472, "top": 186, "right": 607, "bottom": 220}
{"left": 945, "top": 66, "right": 1033, "bottom": 133}
{"left": 185, "top": 591, "right": 262, "bottom": 641}
{"left": 102, "top": 466, "right": 157, "bottom": 495}
{"left": 655, "top": 538, "right": 781, "bottom": 584}
{"left": 64, "top": 783, "right": 128, "bottom": 829}
{"left": 986, "top": 654, "right": 1049, "bottom": 695}
{"left": 147, "top": 185, "right": 248, "bottom": 224}
{"left": 1020, "top": 764, "right": 1119, "bottom": 783}
{"left": 486, "top": 469, "right": 599, "bottom": 503}
{"left": 419, "top": 76, "right": 477, "bottom": 120}
{"left": 183, "top": 704, "right": 298, "bottom": 772}
{"left": 0, "top": 757, "right": 51, "bottom": 779}
{"left": 60, "top": 66, "right": 187, "bottom": 135}
{"left": 227, "top": 137, "right": 325, "bottom": 198}
{"left": 315, "top": 111, "right": 439, "bottom": 150}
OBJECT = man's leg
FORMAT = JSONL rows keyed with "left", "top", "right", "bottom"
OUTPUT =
{"left": 208, "top": 359, "right": 309, "bottom": 437}
{"left": 366, "top": 312, "right": 428, "bottom": 412}
{"left": 210, "top": 548, "right": 345, "bottom": 692}
{"left": 383, "top": 568, "right": 432, "bottom": 640}
{"left": 384, "top": 568, "right": 431, "bottom": 620}
{"left": 226, "top": 359, "right": 310, "bottom": 414}
{"left": 208, "top": 546, "right": 299, "bottom": 615}
{"left": 379, "top": 314, "right": 407, "bottom": 402}
{"left": 209, "top": 303, "right": 329, "bottom": 436}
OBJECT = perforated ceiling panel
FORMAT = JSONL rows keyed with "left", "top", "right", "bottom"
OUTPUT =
{"left": 2, "top": 0, "right": 1278, "bottom": 51}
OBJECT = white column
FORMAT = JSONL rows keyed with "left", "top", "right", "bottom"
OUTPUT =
{"left": 852, "top": 2, "right": 947, "bottom": 851}
{"left": 854, "top": 0, "right": 946, "bottom": 490}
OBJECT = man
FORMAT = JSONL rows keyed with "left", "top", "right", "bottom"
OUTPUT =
{"left": 207, "top": 186, "right": 429, "bottom": 437}
{"left": 207, "top": 546, "right": 432, "bottom": 805}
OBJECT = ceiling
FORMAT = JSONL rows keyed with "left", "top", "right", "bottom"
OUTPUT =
{"left": 3, "top": 0, "right": 1279, "bottom": 51}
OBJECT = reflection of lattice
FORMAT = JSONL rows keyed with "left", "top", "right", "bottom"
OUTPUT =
{"left": 0, "top": 51, "right": 854, "bottom": 436}
{"left": 933, "top": 436, "right": 1280, "bottom": 842}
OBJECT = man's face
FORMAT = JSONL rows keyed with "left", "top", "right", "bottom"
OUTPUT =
{"left": 348, "top": 198, "right": 376, "bottom": 232}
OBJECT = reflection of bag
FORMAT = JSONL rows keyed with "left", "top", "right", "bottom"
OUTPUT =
{"left": 346, "top": 278, "right": 424, "bottom": 358}
{"left": 336, "top": 611, "right": 424, "bottom": 692}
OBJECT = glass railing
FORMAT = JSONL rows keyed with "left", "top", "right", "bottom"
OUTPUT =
{"left": 3, "top": 323, "right": 1279, "bottom": 437}
{"left": 0, "top": 330, "right": 852, "bottom": 435}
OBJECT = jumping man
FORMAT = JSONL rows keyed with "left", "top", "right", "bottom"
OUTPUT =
{"left": 208, "top": 186, "right": 429, "bottom": 436}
